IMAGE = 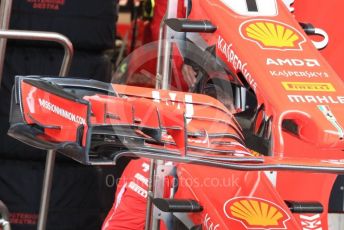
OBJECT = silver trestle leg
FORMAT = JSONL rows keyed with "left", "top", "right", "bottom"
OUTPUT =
{"left": 160, "top": 0, "right": 178, "bottom": 90}
{"left": 150, "top": 0, "right": 179, "bottom": 229}
{"left": 37, "top": 150, "right": 57, "bottom": 230}
{"left": 0, "top": 0, "right": 12, "bottom": 86}
{"left": 145, "top": 159, "right": 157, "bottom": 230}
{"left": 0, "top": 0, "right": 74, "bottom": 228}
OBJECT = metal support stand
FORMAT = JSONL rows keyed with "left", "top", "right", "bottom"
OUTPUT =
{"left": 0, "top": 28, "right": 73, "bottom": 230}
{"left": 0, "top": 30, "right": 73, "bottom": 80}
{"left": 151, "top": 160, "right": 163, "bottom": 230}
{"left": 155, "top": 18, "right": 165, "bottom": 89}
{"left": 145, "top": 159, "right": 157, "bottom": 230}
{"left": 150, "top": 1, "right": 179, "bottom": 229}
{"left": 0, "top": 200, "right": 11, "bottom": 230}
{"left": 152, "top": 163, "right": 175, "bottom": 230}
{"left": 156, "top": 0, "right": 179, "bottom": 90}
{"left": 37, "top": 150, "right": 56, "bottom": 230}
{"left": 0, "top": 0, "right": 12, "bottom": 85}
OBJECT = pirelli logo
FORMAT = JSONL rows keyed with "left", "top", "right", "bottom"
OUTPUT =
{"left": 282, "top": 82, "right": 335, "bottom": 92}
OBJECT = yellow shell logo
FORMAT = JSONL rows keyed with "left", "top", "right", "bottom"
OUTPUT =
{"left": 224, "top": 197, "right": 290, "bottom": 229}
{"left": 240, "top": 19, "right": 306, "bottom": 50}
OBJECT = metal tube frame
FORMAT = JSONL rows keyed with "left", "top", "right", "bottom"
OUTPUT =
{"left": 111, "top": 151, "right": 344, "bottom": 174}
{"left": 0, "top": 29, "right": 73, "bottom": 230}
{"left": 150, "top": 0, "right": 179, "bottom": 229}
{"left": 155, "top": 17, "right": 165, "bottom": 89}
{"left": 0, "top": 30, "right": 73, "bottom": 78}
{"left": 0, "top": 200, "right": 11, "bottom": 230}
{"left": 144, "top": 159, "right": 156, "bottom": 230}
{"left": 161, "top": 0, "right": 178, "bottom": 90}
{"left": 0, "top": 0, "right": 13, "bottom": 85}
{"left": 37, "top": 150, "right": 57, "bottom": 230}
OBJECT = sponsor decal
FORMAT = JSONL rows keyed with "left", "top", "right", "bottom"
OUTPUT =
{"left": 240, "top": 19, "right": 306, "bottom": 51}
{"left": 26, "top": 0, "right": 65, "bottom": 11}
{"left": 267, "top": 58, "right": 320, "bottom": 67}
{"left": 321, "top": 159, "right": 344, "bottom": 165}
{"left": 204, "top": 213, "right": 220, "bottom": 230}
{"left": 10, "top": 212, "right": 38, "bottom": 225}
{"left": 142, "top": 162, "right": 150, "bottom": 172}
{"left": 282, "top": 0, "right": 295, "bottom": 12}
{"left": 282, "top": 82, "right": 335, "bottom": 92}
{"left": 270, "top": 70, "right": 329, "bottom": 78}
{"left": 152, "top": 91, "right": 160, "bottom": 102}
{"left": 26, "top": 88, "right": 37, "bottom": 113}
{"left": 264, "top": 171, "right": 277, "bottom": 187}
{"left": 185, "top": 94, "right": 194, "bottom": 124}
{"left": 134, "top": 173, "right": 149, "bottom": 186}
{"left": 318, "top": 105, "right": 344, "bottom": 139}
{"left": 128, "top": 181, "right": 147, "bottom": 198}
{"left": 38, "top": 98, "right": 86, "bottom": 125}
{"left": 220, "top": 0, "right": 278, "bottom": 16}
{"left": 223, "top": 197, "right": 290, "bottom": 229}
{"left": 151, "top": 91, "right": 192, "bottom": 116}
{"left": 288, "top": 95, "right": 344, "bottom": 104}
{"left": 218, "top": 36, "right": 257, "bottom": 90}
{"left": 299, "top": 214, "right": 322, "bottom": 230}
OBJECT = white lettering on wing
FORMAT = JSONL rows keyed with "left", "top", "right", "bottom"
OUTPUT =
{"left": 38, "top": 98, "right": 86, "bottom": 125}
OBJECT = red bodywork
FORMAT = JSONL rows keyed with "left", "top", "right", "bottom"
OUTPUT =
{"left": 183, "top": 0, "right": 344, "bottom": 229}
{"left": 10, "top": 76, "right": 344, "bottom": 230}
{"left": 8, "top": 0, "right": 344, "bottom": 229}
{"left": 293, "top": 0, "right": 344, "bottom": 80}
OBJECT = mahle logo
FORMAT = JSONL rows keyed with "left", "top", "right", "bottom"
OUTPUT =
{"left": 282, "top": 82, "right": 336, "bottom": 92}
{"left": 240, "top": 19, "right": 306, "bottom": 51}
{"left": 223, "top": 197, "right": 290, "bottom": 229}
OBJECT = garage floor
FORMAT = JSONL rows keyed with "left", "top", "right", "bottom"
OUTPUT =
{"left": 329, "top": 214, "right": 344, "bottom": 229}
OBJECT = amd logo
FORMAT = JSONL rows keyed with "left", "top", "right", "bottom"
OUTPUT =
{"left": 267, "top": 58, "right": 320, "bottom": 67}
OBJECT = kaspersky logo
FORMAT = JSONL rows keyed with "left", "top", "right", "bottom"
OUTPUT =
{"left": 223, "top": 197, "right": 290, "bottom": 229}
{"left": 240, "top": 19, "right": 306, "bottom": 51}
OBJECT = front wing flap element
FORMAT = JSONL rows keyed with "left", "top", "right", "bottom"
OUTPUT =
{"left": 7, "top": 76, "right": 344, "bottom": 174}
{"left": 9, "top": 76, "right": 246, "bottom": 164}
{"left": 8, "top": 76, "right": 91, "bottom": 163}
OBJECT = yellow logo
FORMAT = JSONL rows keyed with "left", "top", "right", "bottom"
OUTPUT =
{"left": 224, "top": 197, "right": 290, "bottom": 229}
{"left": 282, "top": 82, "right": 335, "bottom": 92}
{"left": 240, "top": 19, "right": 306, "bottom": 50}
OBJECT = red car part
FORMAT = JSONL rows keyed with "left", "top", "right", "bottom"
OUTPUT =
{"left": 7, "top": 0, "right": 344, "bottom": 229}
{"left": 8, "top": 76, "right": 344, "bottom": 229}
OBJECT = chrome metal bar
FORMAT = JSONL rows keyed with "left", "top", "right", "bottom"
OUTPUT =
{"left": 161, "top": 0, "right": 178, "bottom": 90}
{"left": 151, "top": 160, "right": 164, "bottom": 230}
{"left": 155, "top": 16, "right": 165, "bottom": 89}
{"left": 144, "top": 159, "right": 156, "bottom": 230}
{"left": 112, "top": 151, "right": 344, "bottom": 174}
{"left": 152, "top": 2, "right": 179, "bottom": 229}
{"left": 0, "top": 0, "right": 13, "bottom": 85}
{"left": 37, "top": 150, "right": 56, "bottom": 230}
{"left": 240, "top": 87, "right": 247, "bottom": 111}
{"left": 0, "top": 28, "right": 73, "bottom": 230}
{"left": 0, "top": 30, "right": 73, "bottom": 79}
{"left": 0, "top": 200, "right": 11, "bottom": 230}
{"left": 0, "top": 220, "right": 11, "bottom": 230}
{"left": 0, "top": 30, "right": 73, "bottom": 230}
